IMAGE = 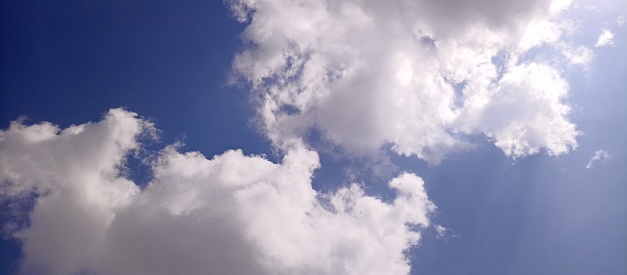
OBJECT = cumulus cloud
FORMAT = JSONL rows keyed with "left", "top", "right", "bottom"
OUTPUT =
{"left": 0, "top": 109, "right": 150, "bottom": 274}
{"left": 227, "top": 0, "right": 580, "bottom": 164}
{"left": 454, "top": 63, "right": 578, "bottom": 157}
{"left": 586, "top": 149, "right": 610, "bottom": 168}
{"left": 0, "top": 109, "right": 436, "bottom": 275}
{"left": 595, "top": 28, "right": 614, "bottom": 47}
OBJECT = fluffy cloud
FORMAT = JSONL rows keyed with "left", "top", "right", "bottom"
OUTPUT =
{"left": 227, "top": 0, "right": 581, "bottom": 163}
{"left": 595, "top": 28, "right": 614, "bottom": 47}
{"left": 454, "top": 63, "right": 578, "bottom": 157}
{"left": 0, "top": 109, "right": 435, "bottom": 275}
{"left": 0, "top": 109, "right": 150, "bottom": 275}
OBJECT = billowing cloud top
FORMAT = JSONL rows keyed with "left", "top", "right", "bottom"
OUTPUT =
{"left": 228, "top": 0, "right": 581, "bottom": 163}
{"left": 0, "top": 109, "right": 435, "bottom": 275}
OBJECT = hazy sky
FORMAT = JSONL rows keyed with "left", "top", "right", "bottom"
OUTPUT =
{"left": 1, "top": 0, "right": 625, "bottom": 274}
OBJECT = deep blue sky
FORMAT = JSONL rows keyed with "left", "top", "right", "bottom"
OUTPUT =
{"left": 1, "top": 0, "right": 272, "bottom": 157}
{"left": 1, "top": 1, "right": 626, "bottom": 274}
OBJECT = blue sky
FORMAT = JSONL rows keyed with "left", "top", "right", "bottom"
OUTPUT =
{"left": 0, "top": 0, "right": 625, "bottom": 274}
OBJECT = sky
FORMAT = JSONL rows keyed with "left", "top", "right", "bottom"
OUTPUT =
{"left": 0, "top": 0, "right": 625, "bottom": 274}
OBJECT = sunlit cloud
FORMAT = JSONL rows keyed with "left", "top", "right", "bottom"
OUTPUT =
{"left": 0, "top": 109, "right": 435, "bottom": 274}
{"left": 595, "top": 28, "right": 614, "bottom": 47}
{"left": 227, "top": 0, "right": 581, "bottom": 164}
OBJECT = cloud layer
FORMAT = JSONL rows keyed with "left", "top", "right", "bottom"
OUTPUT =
{"left": 0, "top": 109, "right": 435, "bottom": 275}
{"left": 228, "top": 0, "right": 581, "bottom": 163}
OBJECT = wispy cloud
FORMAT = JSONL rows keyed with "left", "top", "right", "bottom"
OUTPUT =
{"left": 586, "top": 149, "right": 610, "bottom": 168}
{"left": 433, "top": 224, "right": 459, "bottom": 245}
{"left": 559, "top": 43, "right": 594, "bottom": 66}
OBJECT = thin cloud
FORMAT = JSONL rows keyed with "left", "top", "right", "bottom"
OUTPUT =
{"left": 558, "top": 43, "right": 594, "bottom": 66}
{"left": 586, "top": 149, "right": 610, "bottom": 168}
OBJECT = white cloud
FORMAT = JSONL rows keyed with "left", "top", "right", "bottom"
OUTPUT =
{"left": 595, "top": 28, "right": 614, "bottom": 47}
{"left": 617, "top": 15, "right": 626, "bottom": 26}
{"left": 550, "top": 0, "right": 573, "bottom": 13}
{"left": 560, "top": 44, "right": 594, "bottom": 66}
{"left": 454, "top": 63, "right": 579, "bottom": 157}
{"left": 0, "top": 109, "right": 151, "bottom": 275}
{"left": 227, "top": 0, "right": 581, "bottom": 164}
{"left": 434, "top": 225, "right": 448, "bottom": 238}
{"left": 586, "top": 149, "right": 610, "bottom": 168}
{"left": 0, "top": 109, "right": 436, "bottom": 275}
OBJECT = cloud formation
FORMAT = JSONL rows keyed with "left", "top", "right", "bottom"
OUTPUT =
{"left": 595, "top": 28, "right": 614, "bottom": 47}
{"left": 228, "top": 0, "right": 581, "bottom": 164}
{"left": 0, "top": 109, "right": 435, "bottom": 275}
{"left": 586, "top": 149, "right": 610, "bottom": 168}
